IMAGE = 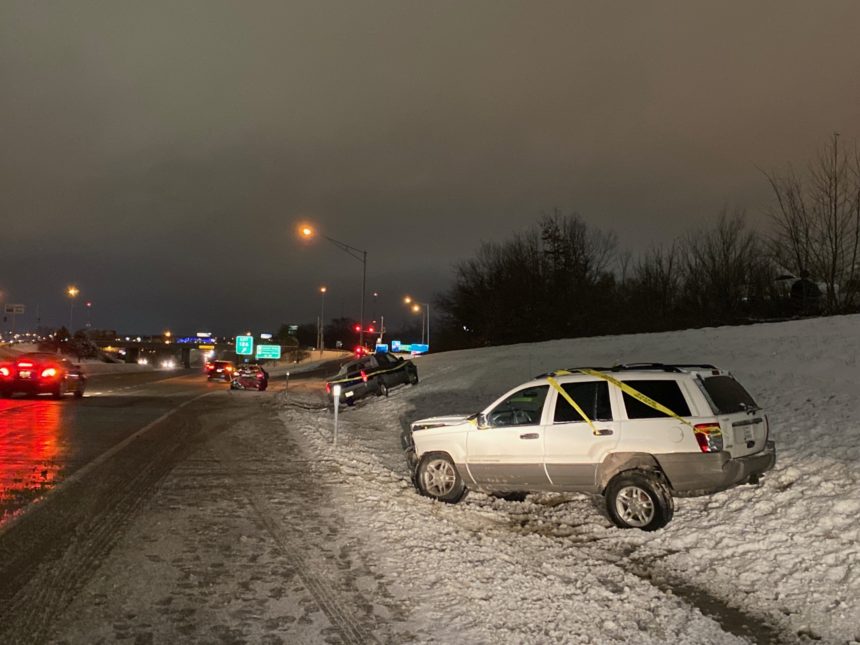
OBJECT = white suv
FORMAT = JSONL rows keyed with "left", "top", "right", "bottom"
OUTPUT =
{"left": 403, "top": 363, "right": 775, "bottom": 531}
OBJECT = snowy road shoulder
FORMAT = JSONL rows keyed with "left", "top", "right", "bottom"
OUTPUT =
{"left": 279, "top": 315, "right": 860, "bottom": 644}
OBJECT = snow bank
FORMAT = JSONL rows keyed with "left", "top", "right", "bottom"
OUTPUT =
{"left": 281, "top": 314, "right": 860, "bottom": 643}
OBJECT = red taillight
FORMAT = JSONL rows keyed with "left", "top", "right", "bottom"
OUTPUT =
{"left": 360, "top": 370, "right": 368, "bottom": 382}
{"left": 0, "top": 367, "right": 10, "bottom": 377}
{"left": 41, "top": 367, "right": 58, "bottom": 379}
{"left": 17, "top": 361, "right": 34, "bottom": 368}
{"left": 325, "top": 382, "right": 331, "bottom": 393}
{"left": 694, "top": 423, "right": 724, "bottom": 453}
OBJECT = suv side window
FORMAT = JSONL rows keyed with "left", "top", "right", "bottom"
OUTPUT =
{"left": 553, "top": 381, "right": 612, "bottom": 422}
{"left": 621, "top": 380, "right": 691, "bottom": 419}
{"left": 487, "top": 385, "right": 549, "bottom": 427}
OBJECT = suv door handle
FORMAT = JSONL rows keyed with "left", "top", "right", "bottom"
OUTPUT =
{"left": 594, "top": 428, "right": 614, "bottom": 436}
{"left": 519, "top": 433, "right": 540, "bottom": 440}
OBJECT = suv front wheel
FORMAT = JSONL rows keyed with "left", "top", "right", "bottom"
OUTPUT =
{"left": 416, "top": 453, "right": 467, "bottom": 503}
{"left": 605, "top": 470, "right": 674, "bottom": 531}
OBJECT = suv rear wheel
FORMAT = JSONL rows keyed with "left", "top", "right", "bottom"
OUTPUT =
{"left": 416, "top": 453, "right": 467, "bottom": 503}
{"left": 605, "top": 470, "right": 674, "bottom": 531}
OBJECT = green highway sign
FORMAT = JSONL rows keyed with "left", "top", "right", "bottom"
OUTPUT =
{"left": 235, "top": 335, "right": 254, "bottom": 355}
{"left": 255, "top": 344, "right": 282, "bottom": 359}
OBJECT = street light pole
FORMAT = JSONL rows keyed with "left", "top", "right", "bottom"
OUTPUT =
{"left": 319, "top": 286, "right": 327, "bottom": 357}
{"left": 300, "top": 225, "right": 367, "bottom": 349}
{"left": 67, "top": 285, "right": 79, "bottom": 332}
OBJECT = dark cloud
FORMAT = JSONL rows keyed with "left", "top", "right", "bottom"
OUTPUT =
{"left": 2, "top": 1, "right": 859, "bottom": 333}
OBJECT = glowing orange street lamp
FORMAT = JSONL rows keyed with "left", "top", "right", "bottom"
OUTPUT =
{"left": 404, "top": 295, "right": 430, "bottom": 347}
{"left": 66, "top": 285, "right": 79, "bottom": 331}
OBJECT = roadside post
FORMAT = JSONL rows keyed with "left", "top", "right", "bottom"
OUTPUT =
{"left": 332, "top": 384, "right": 341, "bottom": 446}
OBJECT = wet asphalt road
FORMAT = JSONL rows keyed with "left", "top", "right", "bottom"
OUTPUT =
{"left": 0, "top": 360, "right": 346, "bottom": 527}
{"left": 0, "top": 369, "right": 208, "bottom": 526}
{"left": 0, "top": 358, "right": 355, "bottom": 644}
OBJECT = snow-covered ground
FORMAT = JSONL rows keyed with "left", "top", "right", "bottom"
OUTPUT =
{"left": 281, "top": 315, "right": 860, "bottom": 644}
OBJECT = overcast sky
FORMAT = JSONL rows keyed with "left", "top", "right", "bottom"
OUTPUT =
{"left": 2, "top": 1, "right": 859, "bottom": 336}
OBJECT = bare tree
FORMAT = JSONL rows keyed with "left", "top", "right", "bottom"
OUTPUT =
{"left": 679, "top": 208, "right": 767, "bottom": 320}
{"left": 764, "top": 134, "right": 860, "bottom": 312}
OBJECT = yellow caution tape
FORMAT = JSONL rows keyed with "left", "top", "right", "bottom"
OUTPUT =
{"left": 547, "top": 368, "right": 691, "bottom": 427}
{"left": 545, "top": 375, "right": 601, "bottom": 435}
{"left": 573, "top": 368, "right": 693, "bottom": 427}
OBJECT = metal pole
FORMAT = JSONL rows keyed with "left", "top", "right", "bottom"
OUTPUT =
{"left": 426, "top": 302, "right": 431, "bottom": 350}
{"left": 69, "top": 300, "right": 74, "bottom": 331}
{"left": 359, "top": 250, "right": 367, "bottom": 349}
{"left": 333, "top": 384, "right": 341, "bottom": 446}
{"left": 320, "top": 289, "right": 326, "bottom": 357}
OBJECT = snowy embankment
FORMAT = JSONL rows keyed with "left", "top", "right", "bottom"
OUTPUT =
{"left": 280, "top": 315, "right": 860, "bottom": 644}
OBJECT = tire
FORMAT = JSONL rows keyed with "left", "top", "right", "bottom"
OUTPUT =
{"left": 409, "top": 370, "right": 419, "bottom": 385}
{"left": 73, "top": 388, "right": 84, "bottom": 399}
{"left": 605, "top": 470, "right": 674, "bottom": 531}
{"left": 377, "top": 381, "right": 389, "bottom": 397}
{"left": 51, "top": 381, "right": 66, "bottom": 400}
{"left": 416, "top": 453, "right": 467, "bottom": 503}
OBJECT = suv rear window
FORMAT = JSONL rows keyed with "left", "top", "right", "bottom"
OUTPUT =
{"left": 622, "top": 380, "right": 691, "bottom": 419}
{"left": 700, "top": 375, "right": 758, "bottom": 414}
{"left": 554, "top": 381, "right": 612, "bottom": 422}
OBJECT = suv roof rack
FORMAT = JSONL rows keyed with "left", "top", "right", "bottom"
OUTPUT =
{"left": 535, "top": 363, "right": 719, "bottom": 379}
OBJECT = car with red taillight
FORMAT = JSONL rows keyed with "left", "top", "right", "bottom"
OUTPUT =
{"left": 404, "top": 363, "right": 774, "bottom": 531}
{"left": 205, "top": 359, "right": 236, "bottom": 382}
{"left": 325, "top": 356, "right": 382, "bottom": 406}
{"left": 230, "top": 364, "right": 269, "bottom": 391}
{"left": 0, "top": 352, "right": 86, "bottom": 399}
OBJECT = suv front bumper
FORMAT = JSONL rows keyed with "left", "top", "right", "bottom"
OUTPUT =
{"left": 657, "top": 440, "right": 776, "bottom": 495}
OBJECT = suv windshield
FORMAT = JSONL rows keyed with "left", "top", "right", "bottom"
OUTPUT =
{"left": 701, "top": 375, "right": 759, "bottom": 413}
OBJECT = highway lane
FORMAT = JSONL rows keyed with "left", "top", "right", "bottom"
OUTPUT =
{"left": 0, "top": 359, "right": 346, "bottom": 527}
{"left": 0, "top": 370, "right": 215, "bottom": 526}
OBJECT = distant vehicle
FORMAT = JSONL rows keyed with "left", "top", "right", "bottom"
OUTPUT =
{"left": 205, "top": 359, "right": 235, "bottom": 382}
{"left": 230, "top": 364, "right": 269, "bottom": 391}
{"left": 0, "top": 352, "right": 87, "bottom": 399}
{"left": 160, "top": 357, "right": 177, "bottom": 370}
{"left": 326, "top": 353, "right": 418, "bottom": 405}
{"left": 404, "top": 363, "right": 774, "bottom": 531}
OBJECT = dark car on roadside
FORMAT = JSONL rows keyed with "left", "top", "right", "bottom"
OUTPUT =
{"left": 205, "top": 359, "right": 236, "bottom": 382}
{"left": 0, "top": 352, "right": 86, "bottom": 399}
{"left": 230, "top": 364, "right": 269, "bottom": 391}
{"left": 325, "top": 353, "right": 418, "bottom": 405}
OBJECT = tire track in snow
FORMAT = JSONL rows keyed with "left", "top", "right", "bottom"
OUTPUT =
{"left": 209, "top": 417, "right": 378, "bottom": 645}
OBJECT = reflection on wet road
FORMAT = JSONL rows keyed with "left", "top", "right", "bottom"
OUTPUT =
{"left": 0, "top": 401, "right": 62, "bottom": 523}
{"left": 0, "top": 371, "right": 213, "bottom": 527}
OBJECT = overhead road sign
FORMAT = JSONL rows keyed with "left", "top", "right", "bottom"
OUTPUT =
{"left": 4, "top": 304, "right": 25, "bottom": 315}
{"left": 235, "top": 336, "right": 254, "bottom": 355}
{"left": 255, "top": 344, "right": 282, "bottom": 359}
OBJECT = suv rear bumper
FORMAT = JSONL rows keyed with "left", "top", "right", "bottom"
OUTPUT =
{"left": 657, "top": 441, "right": 776, "bottom": 494}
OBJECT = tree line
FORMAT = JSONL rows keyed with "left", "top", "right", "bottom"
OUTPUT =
{"left": 435, "top": 135, "right": 860, "bottom": 350}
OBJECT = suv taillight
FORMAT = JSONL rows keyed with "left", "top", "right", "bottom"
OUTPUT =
{"left": 325, "top": 382, "right": 331, "bottom": 393}
{"left": 0, "top": 367, "right": 10, "bottom": 377}
{"left": 360, "top": 370, "right": 368, "bottom": 382}
{"left": 694, "top": 423, "right": 724, "bottom": 453}
{"left": 40, "top": 367, "right": 58, "bottom": 379}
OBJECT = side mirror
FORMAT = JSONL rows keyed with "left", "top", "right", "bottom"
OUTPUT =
{"left": 477, "top": 413, "right": 490, "bottom": 429}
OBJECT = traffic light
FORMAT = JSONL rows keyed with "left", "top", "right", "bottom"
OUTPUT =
{"left": 354, "top": 324, "right": 361, "bottom": 333}
{"left": 368, "top": 326, "right": 375, "bottom": 333}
